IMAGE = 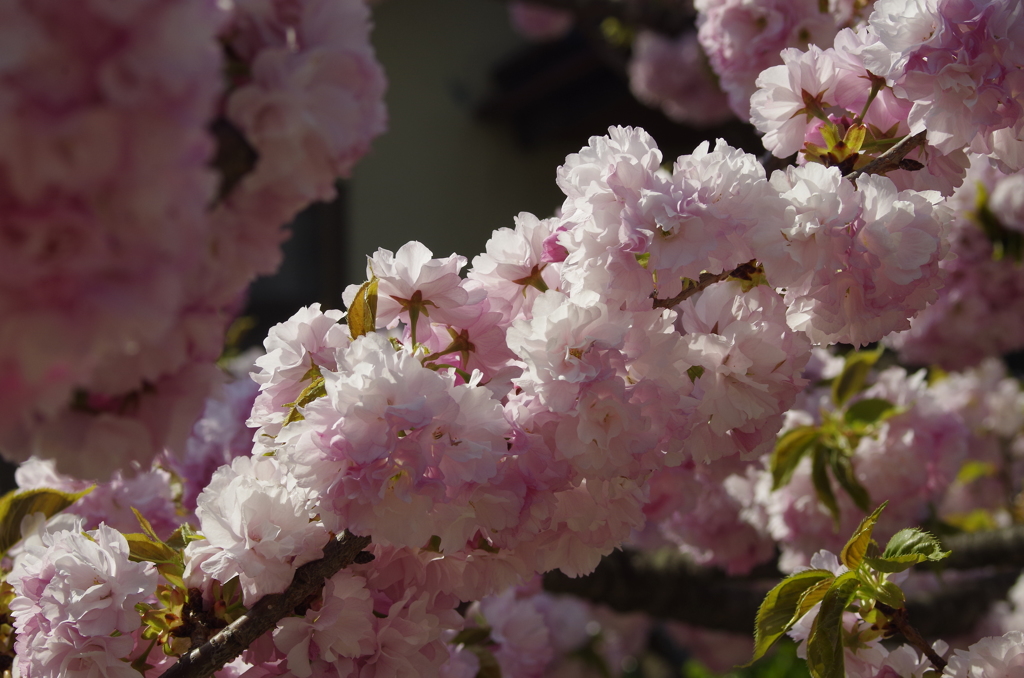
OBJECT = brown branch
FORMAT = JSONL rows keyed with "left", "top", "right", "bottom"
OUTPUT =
{"left": 159, "top": 532, "right": 372, "bottom": 678}
{"left": 491, "top": 0, "right": 696, "bottom": 36}
{"left": 942, "top": 524, "right": 1024, "bottom": 569}
{"left": 845, "top": 131, "right": 927, "bottom": 184}
{"left": 543, "top": 548, "right": 1020, "bottom": 639}
{"left": 876, "top": 603, "right": 947, "bottom": 672}
{"left": 651, "top": 261, "right": 760, "bottom": 309}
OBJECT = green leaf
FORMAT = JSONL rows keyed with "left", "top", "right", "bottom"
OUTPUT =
{"left": 811, "top": 446, "right": 840, "bottom": 526}
{"left": 806, "top": 572, "right": 861, "bottom": 678}
{"left": 880, "top": 528, "right": 950, "bottom": 563}
{"left": 831, "top": 348, "right": 884, "bottom": 408}
{"left": 875, "top": 580, "right": 905, "bottom": 609}
{"left": 687, "top": 365, "right": 706, "bottom": 382}
{"left": 347, "top": 278, "right": 379, "bottom": 340}
{"left": 860, "top": 554, "right": 921, "bottom": 574}
{"left": 956, "top": 460, "right": 998, "bottom": 484}
{"left": 844, "top": 398, "right": 895, "bottom": 426}
{"left": 451, "top": 627, "right": 493, "bottom": 646}
{"left": 132, "top": 507, "right": 161, "bottom": 543}
{"left": 0, "top": 486, "right": 94, "bottom": 555}
{"left": 843, "top": 124, "right": 867, "bottom": 155}
{"left": 829, "top": 451, "right": 871, "bottom": 514}
{"left": 771, "top": 426, "right": 819, "bottom": 490}
{"left": 840, "top": 502, "right": 887, "bottom": 570}
{"left": 469, "top": 645, "right": 503, "bottom": 678}
{"left": 165, "top": 524, "right": 203, "bottom": 551}
{"left": 748, "top": 569, "right": 835, "bottom": 665}
{"left": 791, "top": 577, "right": 835, "bottom": 627}
{"left": 282, "top": 376, "right": 327, "bottom": 426}
{"left": 123, "top": 533, "right": 181, "bottom": 565}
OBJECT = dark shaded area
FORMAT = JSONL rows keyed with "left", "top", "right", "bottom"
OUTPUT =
{"left": 475, "top": 29, "right": 763, "bottom": 159}
{"left": 238, "top": 184, "right": 351, "bottom": 351}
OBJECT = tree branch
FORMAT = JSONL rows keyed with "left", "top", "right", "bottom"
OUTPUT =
{"left": 492, "top": 0, "right": 696, "bottom": 36}
{"left": 159, "top": 532, "right": 372, "bottom": 678}
{"left": 876, "top": 603, "right": 947, "bottom": 672}
{"left": 943, "top": 524, "right": 1024, "bottom": 569}
{"left": 651, "top": 261, "right": 760, "bottom": 309}
{"left": 543, "top": 545, "right": 1021, "bottom": 639}
{"left": 845, "top": 131, "right": 927, "bottom": 184}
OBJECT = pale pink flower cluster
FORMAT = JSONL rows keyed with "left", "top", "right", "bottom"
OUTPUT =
{"left": 0, "top": 0, "right": 227, "bottom": 477}
{"left": 444, "top": 584, "right": 649, "bottom": 678}
{"left": 215, "top": 0, "right": 387, "bottom": 286}
{"left": 235, "top": 127, "right": 954, "bottom": 600}
{"left": 889, "top": 158, "right": 1024, "bottom": 368}
{"left": 0, "top": 0, "right": 386, "bottom": 479}
{"left": 695, "top": 0, "right": 845, "bottom": 119}
{"left": 750, "top": 0, "right": 1024, "bottom": 193}
{"left": 628, "top": 31, "right": 734, "bottom": 128}
{"left": 943, "top": 631, "right": 1024, "bottom": 678}
{"left": 750, "top": 28, "right": 970, "bottom": 195}
{"left": 757, "top": 165, "right": 953, "bottom": 347}
{"left": 8, "top": 521, "right": 158, "bottom": 678}
{"left": 862, "top": 0, "right": 1024, "bottom": 170}
{"left": 507, "top": 2, "right": 574, "bottom": 41}
{"left": 184, "top": 455, "right": 330, "bottom": 605}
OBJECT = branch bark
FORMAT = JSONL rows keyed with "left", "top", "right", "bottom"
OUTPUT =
{"left": 159, "top": 532, "right": 372, "bottom": 678}
{"left": 492, "top": 0, "right": 696, "bottom": 36}
{"left": 845, "top": 131, "right": 927, "bottom": 184}
{"left": 543, "top": 543, "right": 1022, "bottom": 639}
{"left": 651, "top": 261, "right": 760, "bottom": 309}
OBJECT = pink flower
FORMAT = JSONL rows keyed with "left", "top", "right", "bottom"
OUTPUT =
{"left": 628, "top": 31, "right": 733, "bottom": 128}
{"left": 185, "top": 455, "right": 330, "bottom": 605}
{"left": 9, "top": 522, "right": 157, "bottom": 677}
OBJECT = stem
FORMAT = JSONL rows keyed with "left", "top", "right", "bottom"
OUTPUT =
{"left": 853, "top": 76, "right": 884, "bottom": 125}
{"left": 845, "top": 131, "right": 927, "bottom": 183}
{"left": 875, "top": 603, "right": 947, "bottom": 672}
{"left": 158, "top": 532, "right": 372, "bottom": 678}
{"left": 651, "top": 261, "right": 759, "bottom": 309}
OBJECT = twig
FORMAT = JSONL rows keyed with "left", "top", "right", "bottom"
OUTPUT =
{"left": 845, "top": 131, "right": 927, "bottom": 184}
{"left": 651, "top": 261, "right": 759, "bottom": 309}
{"left": 876, "top": 603, "right": 947, "bottom": 672}
{"left": 491, "top": 0, "right": 696, "bottom": 36}
{"left": 159, "top": 532, "right": 372, "bottom": 678}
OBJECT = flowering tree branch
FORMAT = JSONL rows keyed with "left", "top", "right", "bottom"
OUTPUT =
{"left": 159, "top": 532, "right": 372, "bottom": 678}
{"left": 492, "top": 0, "right": 695, "bottom": 35}
{"left": 651, "top": 261, "right": 760, "bottom": 309}
{"left": 846, "top": 131, "right": 928, "bottom": 183}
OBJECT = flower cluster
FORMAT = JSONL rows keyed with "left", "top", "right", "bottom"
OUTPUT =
{"left": 0, "top": 0, "right": 386, "bottom": 478}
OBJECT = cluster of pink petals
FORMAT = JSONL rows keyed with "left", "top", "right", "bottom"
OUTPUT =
{"left": 695, "top": 0, "right": 843, "bottom": 119}
{"left": 750, "top": 28, "right": 970, "bottom": 196}
{"left": 758, "top": 165, "right": 953, "bottom": 347}
{"left": 0, "top": 0, "right": 386, "bottom": 479}
{"left": 8, "top": 521, "right": 157, "bottom": 678}
{"left": 862, "top": 0, "right": 1024, "bottom": 169}
{"left": 736, "top": 364, "right": 970, "bottom": 571}
{"left": 184, "top": 455, "right": 330, "bottom": 605}
{"left": 0, "top": 0, "right": 227, "bottom": 476}
{"left": 889, "top": 159, "right": 1024, "bottom": 368}
{"left": 628, "top": 31, "right": 734, "bottom": 128}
